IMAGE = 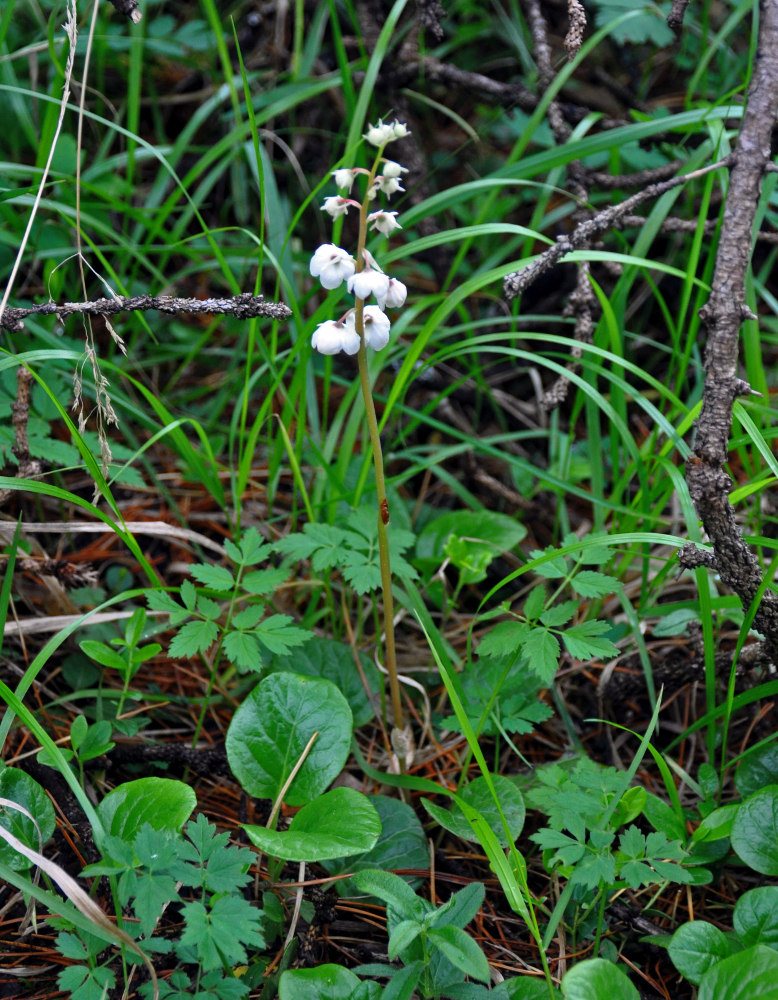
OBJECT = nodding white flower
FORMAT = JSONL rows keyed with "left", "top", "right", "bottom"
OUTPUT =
{"left": 321, "top": 195, "right": 352, "bottom": 219}
{"left": 381, "top": 159, "right": 408, "bottom": 179}
{"left": 310, "top": 243, "right": 356, "bottom": 290}
{"left": 364, "top": 119, "right": 409, "bottom": 147}
{"left": 361, "top": 306, "right": 391, "bottom": 350}
{"left": 348, "top": 268, "right": 391, "bottom": 302}
{"left": 364, "top": 119, "right": 396, "bottom": 146}
{"left": 378, "top": 277, "right": 407, "bottom": 310}
{"left": 367, "top": 210, "right": 402, "bottom": 236}
{"left": 376, "top": 176, "right": 404, "bottom": 196}
{"left": 332, "top": 168, "right": 359, "bottom": 191}
{"left": 312, "top": 319, "right": 360, "bottom": 356}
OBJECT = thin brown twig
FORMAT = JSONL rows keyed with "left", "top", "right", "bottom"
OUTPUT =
{"left": 0, "top": 293, "right": 291, "bottom": 334}
{"left": 502, "top": 156, "right": 735, "bottom": 300}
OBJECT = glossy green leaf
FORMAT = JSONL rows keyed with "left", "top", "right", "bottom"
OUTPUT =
{"left": 279, "top": 964, "right": 361, "bottom": 1000}
{"left": 731, "top": 786, "right": 778, "bottom": 875}
{"left": 426, "top": 925, "right": 490, "bottom": 983}
{"left": 0, "top": 767, "right": 57, "bottom": 871}
{"left": 321, "top": 795, "right": 428, "bottom": 894}
{"left": 267, "top": 638, "right": 381, "bottom": 727}
{"left": 97, "top": 777, "right": 196, "bottom": 838}
{"left": 735, "top": 743, "right": 778, "bottom": 798}
{"left": 561, "top": 958, "right": 640, "bottom": 999}
{"left": 423, "top": 775, "right": 525, "bottom": 846}
{"left": 698, "top": 945, "right": 778, "bottom": 1000}
{"left": 668, "top": 921, "right": 734, "bottom": 984}
{"left": 733, "top": 886, "right": 778, "bottom": 948}
{"left": 226, "top": 672, "right": 352, "bottom": 806}
{"left": 416, "top": 510, "right": 526, "bottom": 584}
{"left": 244, "top": 787, "right": 380, "bottom": 861}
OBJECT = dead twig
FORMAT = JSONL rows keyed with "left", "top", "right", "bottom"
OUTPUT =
{"left": 0, "top": 293, "right": 291, "bottom": 335}
{"left": 678, "top": 2, "right": 778, "bottom": 660}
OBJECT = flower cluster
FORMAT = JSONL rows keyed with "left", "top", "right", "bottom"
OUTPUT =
{"left": 309, "top": 120, "right": 409, "bottom": 356}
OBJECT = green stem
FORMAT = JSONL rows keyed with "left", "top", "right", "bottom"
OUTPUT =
{"left": 356, "top": 331, "right": 403, "bottom": 733}
{"left": 352, "top": 146, "right": 405, "bottom": 739}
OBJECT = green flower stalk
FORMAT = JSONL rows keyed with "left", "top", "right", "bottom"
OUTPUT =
{"left": 309, "top": 119, "right": 410, "bottom": 765}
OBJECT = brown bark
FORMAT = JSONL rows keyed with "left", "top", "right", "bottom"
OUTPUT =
{"left": 679, "top": 1, "right": 778, "bottom": 656}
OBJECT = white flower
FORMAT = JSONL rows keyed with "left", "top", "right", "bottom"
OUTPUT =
{"left": 311, "top": 319, "right": 360, "bottom": 356}
{"left": 321, "top": 195, "right": 351, "bottom": 219}
{"left": 348, "top": 268, "right": 391, "bottom": 302}
{"left": 378, "top": 277, "right": 407, "bottom": 310}
{"left": 391, "top": 121, "right": 409, "bottom": 139}
{"left": 362, "top": 306, "right": 391, "bottom": 350}
{"left": 310, "top": 244, "right": 356, "bottom": 290}
{"left": 381, "top": 160, "right": 408, "bottom": 178}
{"left": 376, "top": 176, "right": 405, "bottom": 196}
{"left": 364, "top": 119, "right": 396, "bottom": 147}
{"left": 332, "top": 168, "right": 358, "bottom": 191}
{"left": 367, "top": 210, "right": 402, "bottom": 236}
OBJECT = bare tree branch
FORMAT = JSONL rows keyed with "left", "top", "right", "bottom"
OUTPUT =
{"left": 679, "top": 1, "right": 778, "bottom": 657}
{"left": 502, "top": 157, "right": 734, "bottom": 300}
{"left": 0, "top": 293, "right": 291, "bottom": 335}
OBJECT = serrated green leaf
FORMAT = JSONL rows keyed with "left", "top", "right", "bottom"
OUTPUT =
{"left": 241, "top": 566, "right": 289, "bottom": 595}
{"left": 523, "top": 585, "right": 546, "bottom": 620}
{"left": 528, "top": 547, "right": 568, "bottom": 578}
{"left": 273, "top": 531, "right": 321, "bottom": 561}
{"left": 562, "top": 621, "right": 619, "bottom": 660}
{"left": 252, "top": 614, "right": 311, "bottom": 655}
{"left": 187, "top": 564, "right": 235, "bottom": 592}
{"left": 523, "top": 628, "right": 560, "bottom": 684}
{"left": 540, "top": 600, "right": 578, "bottom": 628}
{"left": 146, "top": 590, "right": 183, "bottom": 614}
{"left": 195, "top": 596, "right": 223, "bottom": 621}
{"left": 168, "top": 619, "right": 218, "bottom": 658}
{"left": 571, "top": 570, "right": 619, "bottom": 598}
{"left": 223, "top": 539, "right": 242, "bottom": 564}
{"left": 237, "top": 527, "right": 270, "bottom": 565}
{"left": 222, "top": 630, "right": 263, "bottom": 672}
{"left": 180, "top": 579, "right": 197, "bottom": 611}
{"left": 231, "top": 605, "right": 265, "bottom": 630}
{"left": 477, "top": 621, "right": 530, "bottom": 659}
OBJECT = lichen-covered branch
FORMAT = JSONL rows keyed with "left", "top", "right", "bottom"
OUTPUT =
{"left": 0, "top": 293, "right": 291, "bottom": 335}
{"left": 502, "top": 158, "right": 733, "bottom": 300}
{"left": 679, "top": 0, "right": 778, "bottom": 655}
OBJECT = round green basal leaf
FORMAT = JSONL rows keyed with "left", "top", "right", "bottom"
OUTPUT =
{"left": 321, "top": 794, "right": 428, "bottom": 895}
{"left": 415, "top": 510, "right": 527, "bottom": 584}
{"left": 561, "top": 958, "right": 640, "bottom": 1000}
{"left": 97, "top": 777, "right": 196, "bottom": 839}
{"left": 279, "top": 964, "right": 361, "bottom": 1000}
{"left": 734, "top": 886, "right": 778, "bottom": 948}
{"left": 668, "top": 921, "right": 734, "bottom": 985}
{"left": 0, "top": 766, "right": 57, "bottom": 871}
{"left": 244, "top": 787, "right": 380, "bottom": 862}
{"left": 502, "top": 976, "right": 562, "bottom": 999}
{"left": 735, "top": 743, "right": 778, "bottom": 798}
{"left": 731, "top": 785, "right": 778, "bottom": 875}
{"left": 698, "top": 944, "right": 778, "bottom": 1000}
{"left": 266, "top": 638, "right": 380, "bottom": 727}
{"left": 423, "top": 774, "right": 525, "bottom": 846}
{"left": 226, "top": 672, "right": 353, "bottom": 806}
